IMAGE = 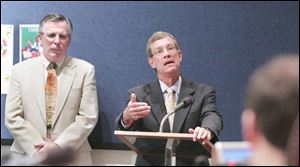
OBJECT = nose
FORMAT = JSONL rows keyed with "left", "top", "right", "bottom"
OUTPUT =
{"left": 54, "top": 34, "right": 60, "bottom": 44}
{"left": 162, "top": 49, "right": 171, "bottom": 58}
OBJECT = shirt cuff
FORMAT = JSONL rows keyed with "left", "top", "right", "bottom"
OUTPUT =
{"left": 121, "top": 115, "right": 132, "bottom": 129}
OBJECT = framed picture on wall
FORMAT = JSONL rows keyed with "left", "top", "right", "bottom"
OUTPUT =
{"left": 19, "top": 24, "right": 43, "bottom": 62}
{"left": 1, "top": 24, "right": 14, "bottom": 94}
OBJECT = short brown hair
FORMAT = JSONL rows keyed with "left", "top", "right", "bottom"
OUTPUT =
{"left": 146, "top": 31, "right": 180, "bottom": 58}
{"left": 245, "top": 54, "right": 299, "bottom": 150}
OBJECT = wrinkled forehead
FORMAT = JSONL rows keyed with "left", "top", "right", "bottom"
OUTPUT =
{"left": 151, "top": 37, "right": 175, "bottom": 50}
{"left": 42, "top": 21, "right": 70, "bottom": 34}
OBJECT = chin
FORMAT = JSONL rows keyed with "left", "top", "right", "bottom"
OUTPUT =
{"left": 164, "top": 70, "right": 177, "bottom": 75}
{"left": 165, "top": 66, "right": 178, "bottom": 72}
{"left": 48, "top": 55, "right": 62, "bottom": 61}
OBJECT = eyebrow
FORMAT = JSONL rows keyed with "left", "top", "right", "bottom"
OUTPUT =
{"left": 153, "top": 43, "right": 175, "bottom": 50}
{"left": 45, "top": 32, "right": 68, "bottom": 35}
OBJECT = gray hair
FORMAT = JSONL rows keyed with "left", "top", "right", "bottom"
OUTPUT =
{"left": 39, "top": 13, "right": 73, "bottom": 36}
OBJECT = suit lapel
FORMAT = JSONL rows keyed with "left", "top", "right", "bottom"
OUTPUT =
{"left": 31, "top": 58, "right": 46, "bottom": 123}
{"left": 173, "top": 79, "right": 195, "bottom": 133}
{"left": 146, "top": 82, "right": 171, "bottom": 132}
{"left": 53, "top": 56, "right": 76, "bottom": 127}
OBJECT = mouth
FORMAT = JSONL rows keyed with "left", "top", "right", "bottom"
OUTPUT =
{"left": 164, "top": 60, "right": 175, "bottom": 66}
{"left": 51, "top": 48, "right": 61, "bottom": 52}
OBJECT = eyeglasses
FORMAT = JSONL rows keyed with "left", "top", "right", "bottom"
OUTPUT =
{"left": 152, "top": 45, "right": 177, "bottom": 57}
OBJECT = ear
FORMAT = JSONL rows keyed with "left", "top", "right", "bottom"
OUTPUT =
{"left": 38, "top": 33, "right": 43, "bottom": 42}
{"left": 178, "top": 50, "right": 183, "bottom": 62}
{"left": 241, "top": 109, "right": 257, "bottom": 142}
{"left": 68, "top": 36, "right": 71, "bottom": 46}
{"left": 148, "top": 58, "right": 156, "bottom": 69}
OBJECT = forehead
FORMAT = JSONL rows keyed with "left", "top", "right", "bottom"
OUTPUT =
{"left": 42, "top": 21, "right": 69, "bottom": 33}
{"left": 151, "top": 36, "right": 175, "bottom": 49}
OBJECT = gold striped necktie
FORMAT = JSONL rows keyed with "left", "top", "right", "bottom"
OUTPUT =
{"left": 165, "top": 88, "right": 176, "bottom": 132}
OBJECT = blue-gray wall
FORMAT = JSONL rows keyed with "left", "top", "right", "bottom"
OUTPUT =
{"left": 1, "top": 1, "right": 299, "bottom": 148}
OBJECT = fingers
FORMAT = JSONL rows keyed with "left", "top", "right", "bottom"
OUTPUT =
{"left": 128, "top": 104, "right": 151, "bottom": 112}
{"left": 190, "top": 127, "right": 212, "bottom": 143}
{"left": 192, "top": 127, "right": 204, "bottom": 142}
{"left": 188, "top": 128, "right": 197, "bottom": 141}
{"left": 34, "top": 144, "right": 44, "bottom": 148}
{"left": 130, "top": 109, "right": 151, "bottom": 120}
{"left": 123, "top": 93, "right": 151, "bottom": 125}
{"left": 128, "top": 102, "right": 150, "bottom": 108}
{"left": 34, "top": 144, "right": 44, "bottom": 151}
{"left": 34, "top": 142, "right": 47, "bottom": 154}
{"left": 126, "top": 102, "right": 150, "bottom": 116}
{"left": 129, "top": 93, "right": 137, "bottom": 103}
{"left": 127, "top": 104, "right": 151, "bottom": 121}
{"left": 35, "top": 142, "right": 52, "bottom": 156}
{"left": 203, "top": 131, "right": 211, "bottom": 144}
{"left": 188, "top": 128, "right": 194, "bottom": 133}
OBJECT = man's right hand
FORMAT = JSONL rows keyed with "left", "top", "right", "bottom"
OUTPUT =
{"left": 122, "top": 93, "right": 151, "bottom": 126}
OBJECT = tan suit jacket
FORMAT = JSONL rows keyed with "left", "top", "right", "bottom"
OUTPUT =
{"left": 5, "top": 56, "right": 99, "bottom": 165}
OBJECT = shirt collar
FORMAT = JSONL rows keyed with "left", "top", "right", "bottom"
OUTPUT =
{"left": 159, "top": 76, "right": 182, "bottom": 94}
{"left": 42, "top": 55, "right": 65, "bottom": 72}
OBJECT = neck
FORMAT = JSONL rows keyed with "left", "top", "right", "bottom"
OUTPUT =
{"left": 158, "top": 74, "right": 179, "bottom": 87}
{"left": 44, "top": 54, "right": 66, "bottom": 64}
{"left": 249, "top": 137, "right": 287, "bottom": 165}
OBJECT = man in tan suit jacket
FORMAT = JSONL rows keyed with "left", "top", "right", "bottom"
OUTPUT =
{"left": 5, "top": 13, "right": 99, "bottom": 165}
